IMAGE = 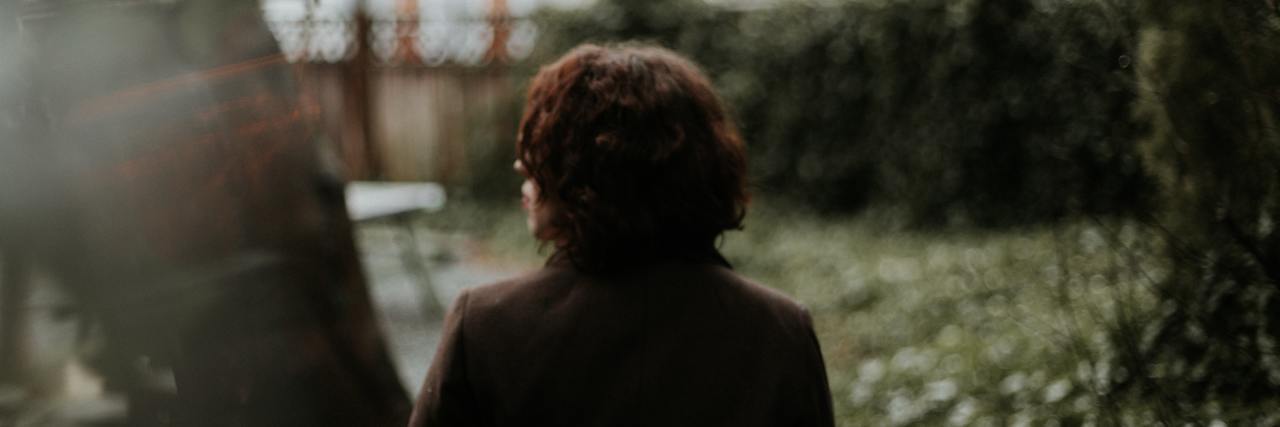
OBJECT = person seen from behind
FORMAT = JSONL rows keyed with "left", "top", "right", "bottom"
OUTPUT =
{"left": 410, "top": 43, "right": 835, "bottom": 427}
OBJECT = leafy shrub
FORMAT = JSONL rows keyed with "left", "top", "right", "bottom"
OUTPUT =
{"left": 1113, "top": 0, "right": 1280, "bottom": 420}
{"left": 529, "top": 0, "right": 1151, "bottom": 226}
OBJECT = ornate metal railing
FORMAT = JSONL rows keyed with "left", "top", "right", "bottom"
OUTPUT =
{"left": 265, "top": 17, "right": 537, "bottom": 66}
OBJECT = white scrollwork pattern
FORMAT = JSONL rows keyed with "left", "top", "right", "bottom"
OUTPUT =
{"left": 264, "top": 16, "right": 537, "bottom": 66}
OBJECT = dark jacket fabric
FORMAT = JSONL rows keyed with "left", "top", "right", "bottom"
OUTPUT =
{"left": 409, "top": 252, "right": 835, "bottom": 427}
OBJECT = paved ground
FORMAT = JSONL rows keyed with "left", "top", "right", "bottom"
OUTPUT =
{"left": 354, "top": 220, "right": 531, "bottom": 397}
{"left": 0, "top": 217, "right": 523, "bottom": 425}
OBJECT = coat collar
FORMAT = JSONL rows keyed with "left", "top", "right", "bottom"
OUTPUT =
{"left": 545, "top": 244, "right": 733, "bottom": 272}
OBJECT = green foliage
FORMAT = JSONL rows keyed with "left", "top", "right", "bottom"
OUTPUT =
{"left": 530, "top": 0, "right": 1151, "bottom": 226}
{"left": 441, "top": 198, "right": 1189, "bottom": 425}
{"left": 459, "top": 85, "right": 525, "bottom": 201}
{"left": 516, "top": 0, "right": 1280, "bottom": 420}
{"left": 1117, "top": 0, "right": 1280, "bottom": 419}
{"left": 722, "top": 205, "right": 1162, "bottom": 425}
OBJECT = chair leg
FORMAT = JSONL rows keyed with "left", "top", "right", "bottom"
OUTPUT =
{"left": 392, "top": 216, "right": 443, "bottom": 319}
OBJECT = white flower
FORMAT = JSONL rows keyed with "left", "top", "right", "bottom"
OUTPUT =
{"left": 1000, "top": 372, "right": 1027, "bottom": 395}
{"left": 1093, "top": 361, "right": 1111, "bottom": 392}
{"left": 891, "top": 347, "right": 937, "bottom": 372}
{"left": 925, "top": 379, "right": 959, "bottom": 402}
{"left": 1043, "top": 378, "right": 1073, "bottom": 403}
{"left": 892, "top": 347, "right": 917, "bottom": 372}
{"left": 1075, "top": 361, "right": 1093, "bottom": 384}
{"left": 858, "top": 359, "right": 886, "bottom": 383}
{"left": 947, "top": 398, "right": 979, "bottom": 426}
{"left": 1079, "top": 227, "right": 1105, "bottom": 253}
{"left": 1008, "top": 412, "right": 1032, "bottom": 427}
{"left": 850, "top": 381, "right": 874, "bottom": 406}
{"left": 887, "top": 392, "right": 924, "bottom": 426}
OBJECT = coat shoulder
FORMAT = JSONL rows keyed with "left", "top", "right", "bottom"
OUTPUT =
{"left": 704, "top": 265, "right": 814, "bottom": 329}
{"left": 458, "top": 266, "right": 574, "bottom": 310}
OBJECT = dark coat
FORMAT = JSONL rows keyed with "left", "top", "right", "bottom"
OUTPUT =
{"left": 409, "top": 252, "right": 835, "bottom": 427}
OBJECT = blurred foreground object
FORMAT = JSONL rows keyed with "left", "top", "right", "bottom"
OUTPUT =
{"left": 1, "top": 0, "right": 410, "bottom": 424}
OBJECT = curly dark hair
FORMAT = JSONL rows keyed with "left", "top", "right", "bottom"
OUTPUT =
{"left": 516, "top": 43, "right": 749, "bottom": 273}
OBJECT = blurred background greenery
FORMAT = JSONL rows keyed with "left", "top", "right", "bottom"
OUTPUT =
{"left": 494, "top": 0, "right": 1152, "bottom": 227}
{"left": 444, "top": 0, "right": 1280, "bottom": 424}
{"left": 5, "top": 0, "right": 1277, "bottom": 424}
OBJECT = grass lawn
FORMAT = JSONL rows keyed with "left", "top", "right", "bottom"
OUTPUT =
{"left": 418, "top": 197, "right": 1165, "bottom": 425}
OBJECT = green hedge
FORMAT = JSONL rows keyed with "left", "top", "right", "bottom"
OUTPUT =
{"left": 528, "top": 0, "right": 1151, "bottom": 227}
{"left": 1111, "top": 0, "right": 1280, "bottom": 420}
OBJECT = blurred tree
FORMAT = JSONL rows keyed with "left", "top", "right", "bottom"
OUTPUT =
{"left": 530, "top": 0, "right": 1151, "bottom": 226}
{"left": 1115, "top": 0, "right": 1280, "bottom": 419}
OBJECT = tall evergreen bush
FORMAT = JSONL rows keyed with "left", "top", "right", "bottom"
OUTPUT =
{"left": 1115, "top": 0, "right": 1280, "bottom": 419}
{"left": 530, "top": 0, "right": 1149, "bottom": 226}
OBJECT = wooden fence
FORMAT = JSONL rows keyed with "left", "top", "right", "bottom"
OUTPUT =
{"left": 297, "top": 63, "right": 516, "bottom": 183}
{"left": 274, "top": 12, "right": 532, "bottom": 184}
